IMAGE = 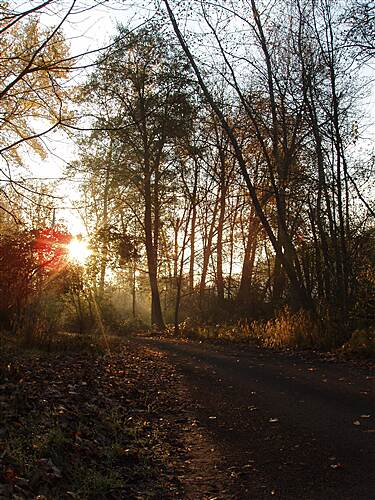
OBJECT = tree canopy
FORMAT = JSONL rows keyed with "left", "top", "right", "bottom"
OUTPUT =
{"left": 0, "top": 0, "right": 374, "bottom": 347}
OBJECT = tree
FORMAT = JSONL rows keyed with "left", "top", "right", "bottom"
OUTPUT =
{"left": 0, "top": 1, "right": 73, "bottom": 162}
{"left": 162, "top": 0, "right": 372, "bottom": 332}
{"left": 163, "top": 0, "right": 315, "bottom": 311}
{"left": 79, "top": 24, "right": 196, "bottom": 329}
{"left": 0, "top": 225, "right": 71, "bottom": 334}
{"left": 343, "top": 0, "right": 375, "bottom": 60}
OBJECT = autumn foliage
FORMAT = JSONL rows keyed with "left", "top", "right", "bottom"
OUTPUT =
{"left": 0, "top": 227, "right": 72, "bottom": 333}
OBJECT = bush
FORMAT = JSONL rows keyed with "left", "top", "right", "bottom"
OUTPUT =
{"left": 117, "top": 317, "right": 149, "bottom": 335}
{"left": 248, "top": 307, "right": 322, "bottom": 348}
{"left": 342, "top": 328, "right": 375, "bottom": 355}
{"left": 177, "top": 319, "right": 256, "bottom": 343}
{"left": 181, "top": 307, "right": 326, "bottom": 349}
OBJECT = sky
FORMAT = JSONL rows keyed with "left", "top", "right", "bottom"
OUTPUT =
{"left": 6, "top": 0, "right": 375, "bottom": 234}
{"left": 19, "top": 0, "right": 155, "bottom": 235}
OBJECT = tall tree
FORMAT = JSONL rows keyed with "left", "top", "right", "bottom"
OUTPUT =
{"left": 81, "top": 24, "right": 196, "bottom": 329}
{"left": 162, "top": 0, "right": 370, "bottom": 323}
{"left": 0, "top": 1, "right": 73, "bottom": 161}
{"left": 163, "top": 0, "right": 315, "bottom": 310}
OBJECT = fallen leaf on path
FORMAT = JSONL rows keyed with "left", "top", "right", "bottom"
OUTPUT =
{"left": 4, "top": 467, "right": 17, "bottom": 482}
{"left": 330, "top": 463, "right": 344, "bottom": 469}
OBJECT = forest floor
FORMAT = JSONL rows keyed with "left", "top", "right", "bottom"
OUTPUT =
{"left": 0, "top": 333, "right": 374, "bottom": 499}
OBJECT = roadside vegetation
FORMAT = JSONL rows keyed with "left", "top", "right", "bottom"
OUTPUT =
{"left": 2, "top": 0, "right": 374, "bottom": 355}
{"left": 177, "top": 310, "right": 375, "bottom": 356}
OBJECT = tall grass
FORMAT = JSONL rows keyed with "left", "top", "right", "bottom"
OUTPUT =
{"left": 248, "top": 307, "right": 322, "bottom": 348}
{"left": 183, "top": 307, "right": 329, "bottom": 349}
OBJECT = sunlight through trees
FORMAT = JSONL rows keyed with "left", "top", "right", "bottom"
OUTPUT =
{"left": 0, "top": 0, "right": 374, "bottom": 349}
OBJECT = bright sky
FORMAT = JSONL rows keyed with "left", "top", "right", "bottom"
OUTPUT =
{"left": 20, "top": 0, "right": 156, "bottom": 235}
{"left": 6, "top": 1, "right": 375, "bottom": 235}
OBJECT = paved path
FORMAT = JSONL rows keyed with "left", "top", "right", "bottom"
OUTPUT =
{"left": 136, "top": 337, "right": 375, "bottom": 499}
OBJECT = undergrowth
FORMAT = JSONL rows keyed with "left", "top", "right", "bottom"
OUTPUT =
{"left": 0, "top": 329, "right": 124, "bottom": 356}
{"left": 0, "top": 335, "right": 182, "bottom": 499}
{"left": 178, "top": 307, "right": 375, "bottom": 352}
{"left": 342, "top": 328, "right": 375, "bottom": 355}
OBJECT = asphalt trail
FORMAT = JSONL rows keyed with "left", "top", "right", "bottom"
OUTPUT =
{"left": 136, "top": 337, "right": 375, "bottom": 500}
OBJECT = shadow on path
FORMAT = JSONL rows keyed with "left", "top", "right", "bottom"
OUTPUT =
{"left": 135, "top": 337, "right": 375, "bottom": 500}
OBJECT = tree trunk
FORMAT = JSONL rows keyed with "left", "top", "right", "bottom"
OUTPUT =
{"left": 132, "top": 260, "right": 136, "bottom": 318}
{"left": 199, "top": 193, "right": 219, "bottom": 303}
{"left": 99, "top": 148, "right": 112, "bottom": 297}
{"left": 216, "top": 188, "right": 226, "bottom": 301}
{"left": 144, "top": 171, "right": 165, "bottom": 329}
{"left": 189, "top": 205, "right": 197, "bottom": 292}
{"left": 237, "top": 216, "right": 260, "bottom": 304}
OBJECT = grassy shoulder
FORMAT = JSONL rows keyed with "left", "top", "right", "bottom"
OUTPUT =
{"left": 172, "top": 308, "right": 375, "bottom": 360}
{"left": 0, "top": 333, "right": 185, "bottom": 499}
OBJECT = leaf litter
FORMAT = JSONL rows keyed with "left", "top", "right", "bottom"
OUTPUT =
{"left": 0, "top": 340, "right": 192, "bottom": 499}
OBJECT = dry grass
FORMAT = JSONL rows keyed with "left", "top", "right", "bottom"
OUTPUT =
{"left": 248, "top": 307, "right": 322, "bottom": 348}
{"left": 183, "top": 308, "right": 329, "bottom": 349}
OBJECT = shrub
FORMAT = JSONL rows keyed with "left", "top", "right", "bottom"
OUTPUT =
{"left": 177, "top": 320, "right": 255, "bottom": 342}
{"left": 248, "top": 307, "right": 322, "bottom": 348}
{"left": 117, "top": 317, "right": 149, "bottom": 335}
{"left": 182, "top": 308, "right": 324, "bottom": 348}
{"left": 342, "top": 328, "right": 375, "bottom": 355}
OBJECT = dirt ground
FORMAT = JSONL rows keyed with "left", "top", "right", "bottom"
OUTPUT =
{"left": 1, "top": 335, "right": 374, "bottom": 499}
{"left": 137, "top": 336, "right": 375, "bottom": 500}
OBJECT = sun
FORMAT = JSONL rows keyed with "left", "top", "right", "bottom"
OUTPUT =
{"left": 67, "top": 238, "right": 92, "bottom": 265}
